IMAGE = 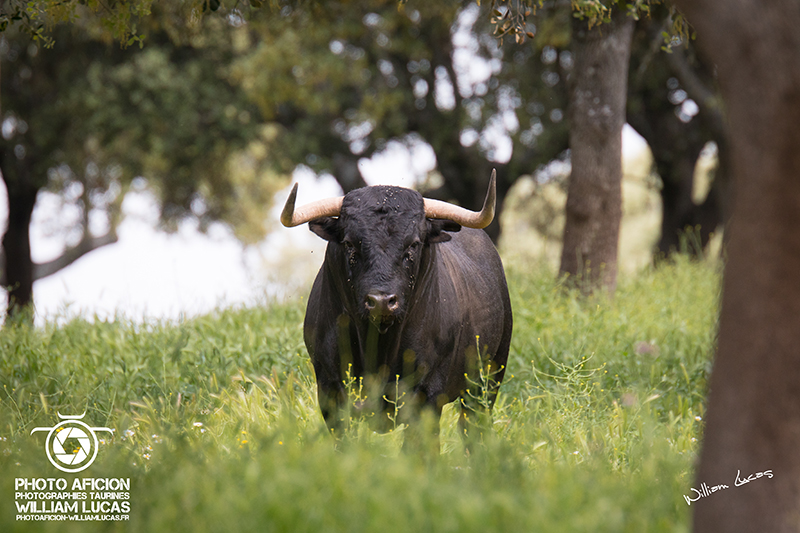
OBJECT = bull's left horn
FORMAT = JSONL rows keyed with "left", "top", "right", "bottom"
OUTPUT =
{"left": 423, "top": 169, "right": 496, "bottom": 229}
{"left": 280, "top": 183, "right": 344, "bottom": 227}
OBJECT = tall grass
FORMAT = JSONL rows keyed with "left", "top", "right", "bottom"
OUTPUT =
{"left": 0, "top": 256, "right": 719, "bottom": 532}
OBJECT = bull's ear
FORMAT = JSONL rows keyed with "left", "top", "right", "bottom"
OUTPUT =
{"left": 309, "top": 217, "right": 341, "bottom": 242}
{"left": 427, "top": 219, "right": 461, "bottom": 243}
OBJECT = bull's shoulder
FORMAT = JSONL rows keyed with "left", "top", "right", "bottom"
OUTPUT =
{"left": 438, "top": 228, "right": 503, "bottom": 270}
{"left": 433, "top": 228, "right": 507, "bottom": 297}
{"left": 427, "top": 228, "right": 511, "bottom": 350}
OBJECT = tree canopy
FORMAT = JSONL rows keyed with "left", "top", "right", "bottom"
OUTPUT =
{"left": 1, "top": 0, "right": 727, "bottom": 318}
{"left": 1, "top": 0, "right": 154, "bottom": 46}
{"left": 0, "top": 7, "right": 281, "bottom": 317}
{"left": 235, "top": 0, "right": 571, "bottom": 240}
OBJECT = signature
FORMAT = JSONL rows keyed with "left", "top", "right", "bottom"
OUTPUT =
{"left": 684, "top": 469, "right": 773, "bottom": 506}
{"left": 734, "top": 468, "right": 773, "bottom": 487}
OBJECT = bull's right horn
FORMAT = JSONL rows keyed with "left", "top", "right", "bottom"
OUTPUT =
{"left": 422, "top": 169, "right": 496, "bottom": 229}
{"left": 280, "top": 183, "right": 343, "bottom": 227}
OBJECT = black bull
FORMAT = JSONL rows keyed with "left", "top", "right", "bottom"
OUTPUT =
{"left": 281, "top": 172, "right": 512, "bottom": 439}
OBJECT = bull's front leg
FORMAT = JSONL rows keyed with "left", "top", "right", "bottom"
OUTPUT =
{"left": 315, "top": 381, "right": 348, "bottom": 437}
{"left": 397, "top": 382, "right": 448, "bottom": 456}
{"left": 307, "top": 313, "right": 358, "bottom": 438}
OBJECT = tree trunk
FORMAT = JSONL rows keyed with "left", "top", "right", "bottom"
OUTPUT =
{"left": 667, "top": 1, "right": 800, "bottom": 532}
{"left": 626, "top": 15, "right": 727, "bottom": 260}
{"left": 559, "top": 11, "right": 634, "bottom": 293}
{"left": 331, "top": 152, "right": 368, "bottom": 193}
{"left": 2, "top": 172, "right": 37, "bottom": 318}
{"left": 652, "top": 139, "right": 717, "bottom": 257}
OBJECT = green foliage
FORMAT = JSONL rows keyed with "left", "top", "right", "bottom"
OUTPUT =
{"left": 487, "top": 0, "right": 690, "bottom": 48}
{"left": 0, "top": 256, "right": 718, "bottom": 531}
{"left": 233, "top": 1, "right": 462, "bottom": 172}
{"left": 77, "top": 24, "right": 284, "bottom": 240}
{"left": 1, "top": 13, "right": 285, "bottom": 246}
{"left": 0, "top": 0, "right": 265, "bottom": 47}
{"left": 232, "top": 0, "right": 570, "bottom": 204}
{"left": 0, "top": 0, "right": 154, "bottom": 47}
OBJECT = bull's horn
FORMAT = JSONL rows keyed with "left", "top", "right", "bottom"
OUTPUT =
{"left": 280, "top": 183, "right": 343, "bottom": 227}
{"left": 423, "top": 169, "right": 496, "bottom": 229}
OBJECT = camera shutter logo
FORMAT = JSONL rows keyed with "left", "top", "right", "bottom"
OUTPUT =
{"left": 30, "top": 413, "right": 114, "bottom": 473}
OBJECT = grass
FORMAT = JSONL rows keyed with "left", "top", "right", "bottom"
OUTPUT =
{"left": 0, "top": 255, "right": 720, "bottom": 532}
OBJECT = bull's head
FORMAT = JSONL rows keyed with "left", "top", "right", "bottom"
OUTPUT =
{"left": 282, "top": 171, "right": 496, "bottom": 333}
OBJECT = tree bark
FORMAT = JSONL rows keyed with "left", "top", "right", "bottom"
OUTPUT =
{"left": 331, "top": 152, "right": 368, "bottom": 193}
{"left": 559, "top": 11, "right": 634, "bottom": 293}
{"left": 667, "top": 1, "right": 800, "bottom": 532}
{"left": 29, "top": 232, "right": 118, "bottom": 280}
{"left": 1, "top": 170, "right": 38, "bottom": 318}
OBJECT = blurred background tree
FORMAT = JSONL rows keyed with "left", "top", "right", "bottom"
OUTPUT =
{"left": 0, "top": 5, "right": 278, "bottom": 319}
{"left": 0, "top": 26, "right": 127, "bottom": 318}
{"left": 626, "top": 3, "right": 727, "bottom": 259}
{"left": 490, "top": 0, "right": 725, "bottom": 291}
{"left": 0, "top": 0, "right": 153, "bottom": 46}
{"left": 1, "top": 0, "right": 727, "bottom": 319}
{"left": 235, "top": 0, "right": 571, "bottom": 242}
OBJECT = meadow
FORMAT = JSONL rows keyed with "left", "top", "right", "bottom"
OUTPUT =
{"left": 0, "top": 255, "right": 719, "bottom": 532}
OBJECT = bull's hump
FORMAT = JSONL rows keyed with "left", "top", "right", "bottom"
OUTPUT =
{"left": 437, "top": 228, "right": 502, "bottom": 291}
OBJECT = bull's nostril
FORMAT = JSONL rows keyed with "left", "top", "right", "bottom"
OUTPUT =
{"left": 365, "top": 293, "right": 398, "bottom": 315}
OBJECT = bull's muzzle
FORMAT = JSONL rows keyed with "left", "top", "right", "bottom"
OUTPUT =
{"left": 365, "top": 292, "right": 399, "bottom": 333}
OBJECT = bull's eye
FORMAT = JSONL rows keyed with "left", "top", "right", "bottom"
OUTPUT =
{"left": 404, "top": 241, "right": 421, "bottom": 265}
{"left": 343, "top": 240, "right": 358, "bottom": 265}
